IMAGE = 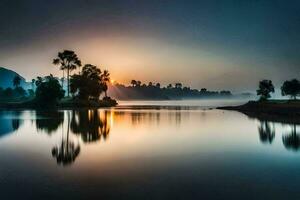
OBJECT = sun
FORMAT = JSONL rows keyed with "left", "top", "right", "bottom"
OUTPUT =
{"left": 110, "top": 79, "right": 115, "bottom": 84}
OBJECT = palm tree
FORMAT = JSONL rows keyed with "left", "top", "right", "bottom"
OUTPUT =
{"left": 53, "top": 50, "right": 81, "bottom": 97}
{"left": 101, "top": 70, "right": 110, "bottom": 98}
{"left": 13, "top": 75, "right": 21, "bottom": 88}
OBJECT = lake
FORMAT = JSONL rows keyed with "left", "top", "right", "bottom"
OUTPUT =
{"left": 0, "top": 100, "right": 300, "bottom": 200}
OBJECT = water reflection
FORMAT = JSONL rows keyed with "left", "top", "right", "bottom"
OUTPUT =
{"left": 258, "top": 121, "right": 275, "bottom": 144}
{"left": 282, "top": 124, "right": 300, "bottom": 151}
{"left": 52, "top": 112, "right": 80, "bottom": 166}
{"left": 35, "top": 110, "right": 64, "bottom": 134}
{"left": 0, "top": 111, "right": 23, "bottom": 138}
{"left": 243, "top": 111, "right": 300, "bottom": 151}
{"left": 2, "top": 108, "right": 300, "bottom": 168}
{"left": 71, "top": 110, "right": 110, "bottom": 143}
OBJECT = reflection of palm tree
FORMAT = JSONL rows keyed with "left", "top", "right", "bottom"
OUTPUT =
{"left": 258, "top": 121, "right": 275, "bottom": 144}
{"left": 71, "top": 110, "right": 110, "bottom": 143}
{"left": 52, "top": 112, "right": 80, "bottom": 166}
{"left": 283, "top": 124, "right": 300, "bottom": 151}
{"left": 100, "top": 110, "right": 110, "bottom": 140}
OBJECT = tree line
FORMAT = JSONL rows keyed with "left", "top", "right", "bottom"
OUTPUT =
{"left": 257, "top": 79, "right": 300, "bottom": 101}
{"left": 110, "top": 80, "right": 232, "bottom": 100}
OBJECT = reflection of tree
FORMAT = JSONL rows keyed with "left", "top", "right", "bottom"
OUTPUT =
{"left": 70, "top": 110, "right": 110, "bottom": 143}
{"left": 11, "top": 111, "right": 23, "bottom": 131}
{"left": 35, "top": 111, "right": 64, "bottom": 134}
{"left": 258, "top": 121, "right": 275, "bottom": 144}
{"left": 52, "top": 112, "right": 80, "bottom": 166}
{"left": 0, "top": 111, "right": 24, "bottom": 138}
{"left": 130, "top": 112, "right": 162, "bottom": 126}
{"left": 282, "top": 124, "right": 300, "bottom": 151}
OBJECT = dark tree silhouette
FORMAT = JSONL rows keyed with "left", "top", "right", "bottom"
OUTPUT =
{"left": 35, "top": 74, "right": 65, "bottom": 105}
{"left": 101, "top": 70, "right": 110, "bottom": 98}
{"left": 167, "top": 84, "right": 173, "bottom": 89}
{"left": 13, "top": 75, "right": 21, "bottom": 88}
{"left": 109, "top": 81, "right": 232, "bottom": 100}
{"left": 53, "top": 50, "right": 82, "bottom": 97}
{"left": 70, "top": 64, "right": 104, "bottom": 100}
{"left": 131, "top": 80, "right": 137, "bottom": 87}
{"left": 175, "top": 83, "right": 182, "bottom": 89}
{"left": 281, "top": 79, "right": 300, "bottom": 100}
{"left": 257, "top": 80, "right": 275, "bottom": 101}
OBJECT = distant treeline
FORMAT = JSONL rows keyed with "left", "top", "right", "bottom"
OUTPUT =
{"left": 108, "top": 80, "right": 234, "bottom": 100}
{"left": 0, "top": 76, "right": 34, "bottom": 102}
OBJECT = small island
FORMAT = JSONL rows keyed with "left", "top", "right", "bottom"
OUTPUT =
{"left": 219, "top": 79, "right": 300, "bottom": 119}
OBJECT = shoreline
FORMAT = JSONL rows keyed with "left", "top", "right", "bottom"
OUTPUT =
{"left": 0, "top": 98, "right": 118, "bottom": 110}
{"left": 218, "top": 100, "right": 300, "bottom": 117}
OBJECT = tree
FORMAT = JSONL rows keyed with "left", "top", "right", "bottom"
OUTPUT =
{"left": 35, "top": 74, "right": 65, "bottom": 105}
{"left": 131, "top": 80, "right": 137, "bottom": 87}
{"left": 101, "top": 70, "right": 110, "bottom": 98}
{"left": 281, "top": 79, "right": 300, "bottom": 100}
{"left": 257, "top": 80, "right": 275, "bottom": 101}
{"left": 70, "top": 64, "right": 103, "bottom": 100}
{"left": 175, "top": 83, "right": 182, "bottom": 89}
{"left": 155, "top": 83, "right": 161, "bottom": 88}
{"left": 53, "top": 50, "right": 81, "bottom": 97}
{"left": 31, "top": 79, "right": 36, "bottom": 90}
{"left": 13, "top": 75, "right": 21, "bottom": 88}
{"left": 167, "top": 84, "right": 173, "bottom": 89}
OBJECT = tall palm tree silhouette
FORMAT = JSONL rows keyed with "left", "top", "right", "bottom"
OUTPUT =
{"left": 101, "top": 70, "right": 110, "bottom": 98}
{"left": 53, "top": 50, "right": 81, "bottom": 97}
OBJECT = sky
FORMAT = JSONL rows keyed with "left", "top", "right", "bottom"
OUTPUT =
{"left": 0, "top": 0, "right": 299, "bottom": 92}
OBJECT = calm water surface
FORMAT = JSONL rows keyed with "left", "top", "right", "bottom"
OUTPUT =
{"left": 0, "top": 100, "right": 300, "bottom": 199}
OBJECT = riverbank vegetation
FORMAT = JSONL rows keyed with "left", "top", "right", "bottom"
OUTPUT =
{"left": 109, "top": 80, "right": 234, "bottom": 100}
{"left": 0, "top": 50, "right": 117, "bottom": 109}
